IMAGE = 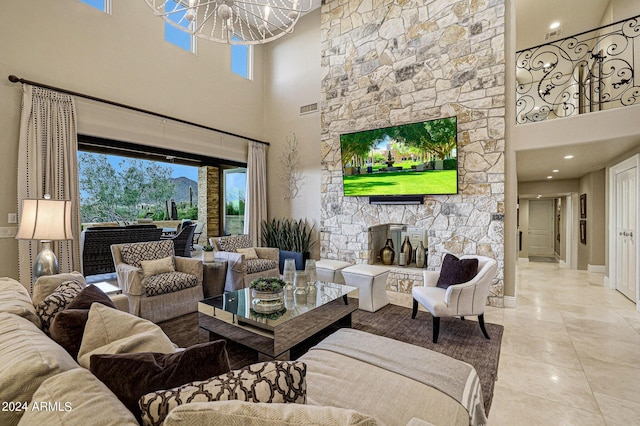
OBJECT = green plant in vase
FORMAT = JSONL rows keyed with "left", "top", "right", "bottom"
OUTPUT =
{"left": 201, "top": 243, "right": 215, "bottom": 262}
{"left": 250, "top": 277, "right": 286, "bottom": 314}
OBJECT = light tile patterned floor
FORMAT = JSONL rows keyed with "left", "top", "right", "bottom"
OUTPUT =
{"left": 387, "top": 261, "right": 640, "bottom": 425}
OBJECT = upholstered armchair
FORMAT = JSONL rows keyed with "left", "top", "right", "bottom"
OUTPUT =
{"left": 411, "top": 254, "right": 498, "bottom": 343}
{"left": 209, "top": 234, "right": 279, "bottom": 292}
{"left": 111, "top": 240, "right": 203, "bottom": 323}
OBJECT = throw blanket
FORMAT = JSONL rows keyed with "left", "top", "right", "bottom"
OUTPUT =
{"left": 310, "top": 328, "right": 487, "bottom": 426}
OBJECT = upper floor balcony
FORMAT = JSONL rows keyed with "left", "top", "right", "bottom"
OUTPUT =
{"left": 516, "top": 15, "right": 640, "bottom": 124}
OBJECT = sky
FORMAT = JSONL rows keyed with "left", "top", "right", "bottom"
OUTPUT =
{"left": 104, "top": 154, "right": 198, "bottom": 181}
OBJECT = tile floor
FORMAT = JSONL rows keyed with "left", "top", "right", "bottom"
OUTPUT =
{"left": 387, "top": 260, "right": 640, "bottom": 425}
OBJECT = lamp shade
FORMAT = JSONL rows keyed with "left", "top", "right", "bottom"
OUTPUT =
{"left": 15, "top": 199, "right": 73, "bottom": 241}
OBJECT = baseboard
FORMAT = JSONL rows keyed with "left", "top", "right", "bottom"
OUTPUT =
{"left": 559, "top": 260, "right": 567, "bottom": 268}
{"left": 603, "top": 276, "right": 613, "bottom": 288}
{"left": 518, "top": 257, "right": 529, "bottom": 263}
{"left": 588, "top": 264, "right": 606, "bottom": 274}
{"left": 503, "top": 295, "right": 517, "bottom": 308}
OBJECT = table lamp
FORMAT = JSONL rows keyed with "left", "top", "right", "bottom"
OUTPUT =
{"left": 15, "top": 196, "right": 73, "bottom": 280}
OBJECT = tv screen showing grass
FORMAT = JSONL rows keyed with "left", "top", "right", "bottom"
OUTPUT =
{"left": 340, "top": 117, "right": 458, "bottom": 197}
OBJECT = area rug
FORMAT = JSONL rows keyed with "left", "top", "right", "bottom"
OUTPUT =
{"left": 159, "top": 303, "right": 503, "bottom": 414}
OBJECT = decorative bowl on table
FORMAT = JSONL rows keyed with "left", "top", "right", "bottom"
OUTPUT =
{"left": 249, "top": 277, "right": 286, "bottom": 314}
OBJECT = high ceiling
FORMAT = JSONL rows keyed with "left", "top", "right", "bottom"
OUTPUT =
{"left": 515, "top": 0, "right": 640, "bottom": 183}
{"left": 515, "top": 0, "right": 610, "bottom": 51}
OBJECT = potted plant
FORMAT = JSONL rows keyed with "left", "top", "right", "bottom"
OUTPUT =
{"left": 261, "top": 217, "right": 315, "bottom": 273}
{"left": 201, "top": 243, "right": 215, "bottom": 262}
{"left": 249, "top": 277, "right": 286, "bottom": 313}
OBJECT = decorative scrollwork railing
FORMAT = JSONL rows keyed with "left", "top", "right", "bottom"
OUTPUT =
{"left": 516, "top": 15, "right": 640, "bottom": 124}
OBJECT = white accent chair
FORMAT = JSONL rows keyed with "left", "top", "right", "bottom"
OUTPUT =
{"left": 411, "top": 255, "right": 497, "bottom": 343}
{"left": 341, "top": 264, "right": 391, "bottom": 312}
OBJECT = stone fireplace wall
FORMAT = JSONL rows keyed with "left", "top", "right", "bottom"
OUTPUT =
{"left": 319, "top": 0, "right": 506, "bottom": 306}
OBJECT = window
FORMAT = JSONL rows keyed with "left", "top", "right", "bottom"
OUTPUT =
{"left": 78, "top": 151, "right": 199, "bottom": 224}
{"left": 223, "top": 168, "right": 247, "bottom": 235}
{"left": 164, "top": 0, "right": 195, "bottom": 52}
{"left": 80, "top": 0, "right": 110, "bottom": 13}
{"left": 231, "top": 36, "right": 252, "bottom": 79}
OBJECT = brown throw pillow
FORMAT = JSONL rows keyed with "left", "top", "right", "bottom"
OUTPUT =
{"left": 90, "top": 340, "right": 231, "bottom": 422}
{"left": 435, "top": 254, "right": 479, "bottom": 289}
{"left": 49, "top": 285, "right": 117, "bottom": 358}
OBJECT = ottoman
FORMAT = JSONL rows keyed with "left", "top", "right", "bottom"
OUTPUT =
{"left": 316, "top": 259, "right": 352, "bottom": 284}
{"left": 341, "top": 264, "right": 390, "bottom": 312}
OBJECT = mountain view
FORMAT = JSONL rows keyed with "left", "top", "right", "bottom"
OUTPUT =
{"left": 170, "top": 176, "right": 198, "bottom": 204}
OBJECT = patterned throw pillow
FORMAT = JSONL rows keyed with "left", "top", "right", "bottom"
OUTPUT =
{"left": 218, "top": 235, "right": 252, "bottom": 252}
{"left": 35, "top": 279, "right": 84, "bottom": 334}
{"left": 120, "top": 241, "right": 174, "bottom": 268}
{"left": 139, "top": 361, "right": 307, "bottom": 426}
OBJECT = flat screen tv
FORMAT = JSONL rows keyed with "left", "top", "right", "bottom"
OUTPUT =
{"left": 339, "top": 116, "right": 458, "bottom": 197}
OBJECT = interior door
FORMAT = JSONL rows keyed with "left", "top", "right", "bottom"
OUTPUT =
{"left": 528, "top": 199, "right": 555, "bottom": 256}
{"left": 615, "top": 166, "right": 637, "bottom": 301}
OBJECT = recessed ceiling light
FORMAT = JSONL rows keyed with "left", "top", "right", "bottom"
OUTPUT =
{"left": 552, "top": 169, "right": 559, "bottom": 173}
{"left": 564, "top": 155, "right": 574, "bottom": 159}
{"left": 547, "top": 176, "right": 553, "bottom": 179}
{"left": 550, "top": 22, "right": 560, "bottom": 29}
{"left": 537, "top": 195, "right": 542, "bottom": 198}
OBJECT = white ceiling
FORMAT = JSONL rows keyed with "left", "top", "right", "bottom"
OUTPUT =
{"left": 515, "top": 0, "right": 640, "bottom": 183}
{"left": 516, "top": 137, "right": 640, "bottom": 182}
{"left": 515, "top": 0, "right": 610, "bottom": 51}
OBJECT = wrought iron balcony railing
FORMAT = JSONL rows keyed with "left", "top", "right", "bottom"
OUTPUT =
{"left": 516, "top": 15, "right": 640, "bottom": 124}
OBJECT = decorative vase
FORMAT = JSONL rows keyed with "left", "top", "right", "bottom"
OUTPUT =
{"left": 282, "top": 258, "right": 296, "bottom": 284}
{"left": 380, "top": 238, "right": 395, "bottom": 265}
{"left": 202, "top": 251, "right": 215, "bottom": 262}
{"left": 401, "top": 236, "right": 413, "bottom": 265}
{"left": 251, "top": 289, "right": 285, "bottom": 313}
{"left": 415, "top": 241, "right": 426, "bottom": 268}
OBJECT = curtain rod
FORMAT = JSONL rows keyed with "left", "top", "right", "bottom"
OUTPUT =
{"left": 7, "top": 74, "right": 269, "bottom": 146}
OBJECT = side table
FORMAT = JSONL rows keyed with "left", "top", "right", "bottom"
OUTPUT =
{"left": 202, "top": 259, "right": 228, "bottom": 298}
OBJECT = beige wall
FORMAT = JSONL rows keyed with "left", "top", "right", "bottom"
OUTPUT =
{"left": 0, "top": 0, "right": 266, "bottom": 279}
{"left": 263, "top": 10, "right": 322, "bottom": 259}
{"left": 577, "top": 170, "right": 606, "bottom": 269}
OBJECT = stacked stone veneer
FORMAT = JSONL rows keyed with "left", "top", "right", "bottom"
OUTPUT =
{"left": 198, "top": 166, "right": 220, "bottom": 242}
{"left": 319, "top": 0, "right": 506, "bottom": 306}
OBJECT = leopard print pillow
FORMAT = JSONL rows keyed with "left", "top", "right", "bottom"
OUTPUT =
{"left": 139, "top": 361, "right": 306, "bottom": 426}
{"left": 35, "top": 279, "right": 84, "bottom": 334}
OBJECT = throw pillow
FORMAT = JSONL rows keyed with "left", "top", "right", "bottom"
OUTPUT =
{"left": 141, "top": 256, "right": 175, "bottom": 277}
{"left": 164, "top": 401, "right": 380, "bottom": 426}
{"left": 139, "top": 361, "right": 307, "bottom": 426}
{"left": 120, "top": 240, "right": 174, "bottom": 268}
{"left": 32, "top": 271, "right": 86, "bottom": 306}
{"left": 35, "top": 280, "right": 84, "bottom": 334}
{"left": 77, "top": 303, "right": 177, "bottom": 369}
{"left": 49, "top": 284, "right": 117, "bottom": 358}
{"left": 90, "top": 340, "right": 230, "bottom": 422}
{"left": 435, "top": 254, "right": 479, "bottom": 289}
{"left": 236, "top": 247, "right": 259, "bottom": 260}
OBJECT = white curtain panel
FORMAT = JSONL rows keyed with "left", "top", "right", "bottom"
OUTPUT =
{"left": 17, "top": 85, "right": 82, "bottom": 292}
{"left": 244, "top": 142, "right": 268, "bottom": 247}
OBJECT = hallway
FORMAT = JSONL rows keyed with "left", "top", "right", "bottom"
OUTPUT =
{"left": 389, "top": 261, "right": 640, "bottom": 424}
{"left": 491, "top": 261, "right": 640, "bottom": 425}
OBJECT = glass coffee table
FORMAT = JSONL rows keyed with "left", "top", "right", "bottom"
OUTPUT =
{"left": 198, "top": 281, "right": 357, "bottom": 361}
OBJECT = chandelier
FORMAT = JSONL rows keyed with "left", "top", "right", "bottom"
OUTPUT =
{"left": 143, "top": 0, "right": 311, "bottom": 45}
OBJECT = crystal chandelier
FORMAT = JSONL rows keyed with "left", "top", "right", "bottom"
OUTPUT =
{"left": 143, "top": 0, "right": 311, "bottom": 45}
